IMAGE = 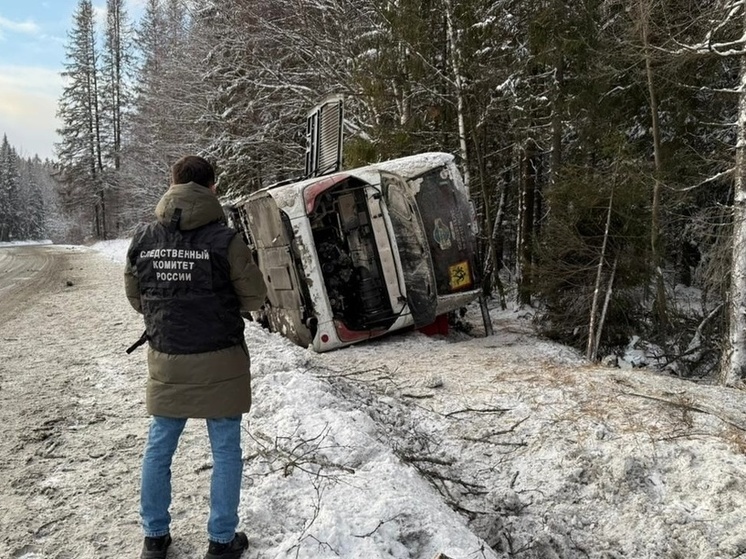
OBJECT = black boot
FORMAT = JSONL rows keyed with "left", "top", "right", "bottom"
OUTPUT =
{"left": 204, "top": 532, "right": 248, "bottom": 559}
{"left": 141, "top": 534, "right": 172, "bottom": 559}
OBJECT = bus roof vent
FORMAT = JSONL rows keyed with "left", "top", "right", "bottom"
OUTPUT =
{"left": 305, "top": 95, "right": 344, "bottom": 178}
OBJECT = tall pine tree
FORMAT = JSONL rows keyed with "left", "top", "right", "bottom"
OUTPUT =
{"left": 56, "top": 0, "right": 106, "bottom": 238}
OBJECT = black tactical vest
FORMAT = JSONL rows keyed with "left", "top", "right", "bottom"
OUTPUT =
{"left": 128, "top": 220, "right": 244, "bottom": 355}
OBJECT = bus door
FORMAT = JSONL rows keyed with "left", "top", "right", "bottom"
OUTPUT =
{"left": 380, "top": 171, "right": 438, "bottom": 327}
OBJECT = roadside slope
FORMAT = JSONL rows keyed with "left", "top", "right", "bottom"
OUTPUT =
{"left": 3, "top": 242, "right": 746, "bottom": 559}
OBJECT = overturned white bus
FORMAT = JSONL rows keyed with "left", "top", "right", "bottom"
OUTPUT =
{"left": 230, "top": 152, "right": 482, "bottom": 351}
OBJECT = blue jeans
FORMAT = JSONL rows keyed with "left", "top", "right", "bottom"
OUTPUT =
{"left": 140, "top": 415, "right": 243, "bottom": 543}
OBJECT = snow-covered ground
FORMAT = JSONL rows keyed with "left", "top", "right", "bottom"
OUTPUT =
{"left": 0, "top": 239, "right": 52, "bottom": 247}
{"left": 2, "top": 239, "right": 746, "bottom": 559}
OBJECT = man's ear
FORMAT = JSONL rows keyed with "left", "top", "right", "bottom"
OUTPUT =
{"left": 209, "top": 183, "right": 218, "bottom": 194}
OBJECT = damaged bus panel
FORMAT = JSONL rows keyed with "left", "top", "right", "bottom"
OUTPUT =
{"left": 230, "top": 152, "right": 481, "bottom": 352}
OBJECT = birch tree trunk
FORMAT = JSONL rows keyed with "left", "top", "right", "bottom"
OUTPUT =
{"left": 640, "top": 0, "right": 668, "bottom": 331}
{"left": 517, "top": 140, "right": 537, "bottom": 306}
{"left": 443, "top": 0, "right": 471, "bottom": 190}
{"left": 721, "top": 7, "right": 746, "bottom": 386}
{"left": 593, "top": 255, "right": 619, "bottom": 361}
{"left": 587, "top": 188, "right": 614, "bottom": 361}
{"left": 550, "top": 55, "right": 563, "bottom": 191}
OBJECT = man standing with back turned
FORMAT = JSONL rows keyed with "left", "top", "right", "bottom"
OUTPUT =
{"left": 125, "top": 155, "right": 267, "bottom": 559}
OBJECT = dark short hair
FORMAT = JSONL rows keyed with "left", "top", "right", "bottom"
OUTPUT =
{"left": 171, "top": 155, "right": 215, "bottom": 188}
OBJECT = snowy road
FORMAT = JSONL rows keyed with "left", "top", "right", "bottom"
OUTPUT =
{"left": 2, "top": 243, "right": 746, "bottom": 559}
{"left": 0, "top": 245, "right": 73, "bottom": 323}
{"left": 0, "top": 245, "right": 151, "bottom": 558}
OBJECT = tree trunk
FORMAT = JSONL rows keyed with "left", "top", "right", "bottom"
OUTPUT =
{"left": 490, "top": 182, "right": 507, "bottom": 308}
{"left": 587, "top": 189, "right": 614, "bottom": 361}
{"left": 443, "top": 0, "right": 471, "bottom": 190}
{"left": 550, "top": 55, "right": 564, "bottom": 191}
{"left": 593, "top": 255, "right": 619, "bottom": 361}
{"left": 471, "top": 126, "right": 506, "bottom": 306}
{"left": 640, "top": 0, "right": 667, "bottom": 332}
{"left": 517, "top": 140, "right": 537, "bottom": 306}
{"left": 720, "top": 11, "right": 746, "bottom": 386}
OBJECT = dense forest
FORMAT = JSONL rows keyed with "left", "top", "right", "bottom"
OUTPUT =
{"left": 0, "top": 135, "right": 64, "bottom": 243}
{"left": 8, "top": 0, "right": 746, "bottom": 381}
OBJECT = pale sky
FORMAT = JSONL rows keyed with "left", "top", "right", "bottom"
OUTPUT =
{"left": 0, "top": 0, "right": 144, "bottom": 160}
